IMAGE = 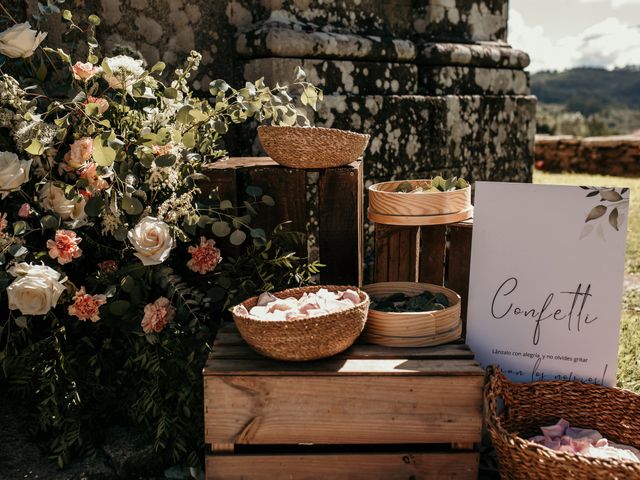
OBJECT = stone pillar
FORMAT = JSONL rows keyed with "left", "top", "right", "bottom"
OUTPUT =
{"left": 16, "top": 0, "right": 535, "bottom": 185}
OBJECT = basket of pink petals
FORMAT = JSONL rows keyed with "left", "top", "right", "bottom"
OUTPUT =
{"left": 231, "top": 285, "right": 370, "bottom": 361}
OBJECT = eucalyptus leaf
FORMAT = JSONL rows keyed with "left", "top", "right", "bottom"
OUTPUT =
{"left": 15, "top": 316, "right": 28, "bottom": 328}
{"left": 24, "top": 139, "right": 45, "bottom": 155}
{"left": 93, "top": 137, "right": 116, "bottom": 166}
{"left": 122, "top": 196, "right": 144, "bottom": 215}
{"left": 84, "top": 195, "right": 105, "bottom": 216}
{"left": 155, "top": 154, "right": 176, "bottom": 167}
{"left": 164, "top": 87, "right": 178, "bottom": 99}
{"left": 262, "top": 195, "right": 275, "bottom": 206}
{"left": 245, "top": 185, "right": 263, "bottom": 197}
{"left": 600, "top": 190, "right": 623, "bottom": 202}
{"left": 13, "top": 221, "right": 27, "bottom": 235}
{"left": 609, "top": 207, "right": 619, "bottom": 231}
{"left": 40, "top": 215, "right": 60, "bottom": 230}
{"left": 230, "top": 229, "right": 247, "bottom": 246}
{"left": 219, "top": 200, "right": 233, "bottom": 210}
{"left": 109, "top": 300, "right": 131, "bottom": 316}
{"left": 212, "top": 221, "right": 231, "bottom": 237}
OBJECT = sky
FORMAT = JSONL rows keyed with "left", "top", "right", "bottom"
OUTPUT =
{"left": 509, "top": 0, "right": 640, "bottom": 72}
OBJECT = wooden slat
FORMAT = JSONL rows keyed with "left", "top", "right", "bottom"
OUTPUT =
{"left": 318, "top": 163, "right": 363, "bottom": 286}
{"left": 244, "top": 166, "right": 307, "bottom": 235}
{"left": 373, "top": 224, "right": 390, "bottom": 282}
{"left": 374, "top": 225, "right": 418, "bottom": 282}
{"left": 447, "top": 221, "right": 473, "bottom": 339}
{"left": 419, "top": 225, "right": 447, "bottom": 285}
{"left": 210, "top": 342, "right": 475, "bottom": 361}
{"left": 206, "top": 157, "right": 278, "bottom": 169}
{"left": 203, "top": 358, "right": 482, "bottom": 376}
{"left": 206, "top": 451, "right": 479, "bottom": 479}
{"left": 204, "top": 376, "right": 483, "bottom": 445}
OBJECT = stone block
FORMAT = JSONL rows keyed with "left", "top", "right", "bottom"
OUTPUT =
{"left": 237, "top": 22, "right": 416, "bottom": 61}
{"left": 243, "top": 58, "right": 418, "bottom": 95}
{"left": 420, "top": 66, "right": 529, "bottom": 95}
{"left": 417, "top": 41, "right": 530, "bottom": 69}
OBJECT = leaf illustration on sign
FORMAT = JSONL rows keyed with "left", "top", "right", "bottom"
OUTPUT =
{"left": 579, "top": 186, "right": 630, "bottom": 240}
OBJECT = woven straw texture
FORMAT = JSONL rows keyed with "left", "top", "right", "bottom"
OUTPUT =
{"left": 485, "top": 366, "right": 640, "bottom": 480}
{"left": 257, "top": 126, "right": 370, "bottom": 169}
{"left": 232, "top": 285, "right": 370, "bottom": 361}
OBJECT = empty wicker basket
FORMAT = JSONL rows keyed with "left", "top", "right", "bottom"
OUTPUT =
{"left": 485, "top": 366, "right": 640, "bottom": 480}
{"left": 231, "top": 285, "right": 370, "bottom": 361}
{"left": 257, "top": 126, "right": 370, "bottom": 169}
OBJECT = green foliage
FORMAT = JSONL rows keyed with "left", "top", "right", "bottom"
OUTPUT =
{"left": 532, "top": 67, "right": 640, "bottom": 135}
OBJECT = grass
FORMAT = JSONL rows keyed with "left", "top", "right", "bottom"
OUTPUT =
{"left": 533, "top": 171, "right": 640, "bottom": 392}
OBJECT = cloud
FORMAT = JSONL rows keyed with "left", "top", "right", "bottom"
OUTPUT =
{"left": 580, "top": 0, "right": 640, "bottom": 7}
{"left": 509, "top": 9, "right": 640, "bottom": 71}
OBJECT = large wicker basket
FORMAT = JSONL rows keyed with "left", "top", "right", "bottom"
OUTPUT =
{"left": 485, "top": 366, "right": 640, "bottom": 479}
{"left": 257, "top": 126, "right": 370, "bottom": 169}
{"left": 231, "top": 285, "right": 370, "bottom": 361}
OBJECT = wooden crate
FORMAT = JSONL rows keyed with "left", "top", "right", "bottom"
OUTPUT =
{"left": 201, "top": 157, "right": 363, "bottom": 286}
{"left": 373, "top": 220, "right": 473, "bottom": 337}
{"left": 203, "top": 323, "right": 484, "bottom": 479}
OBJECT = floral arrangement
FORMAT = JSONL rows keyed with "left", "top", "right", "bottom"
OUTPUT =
{"left": 0, "top": 6, "right": 322, "bottom": 470}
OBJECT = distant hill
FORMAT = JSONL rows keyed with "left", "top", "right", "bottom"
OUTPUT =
{"left": 530, "top": 67, "right": 640, "bottom": 135}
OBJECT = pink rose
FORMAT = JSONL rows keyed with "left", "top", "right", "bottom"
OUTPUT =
{"left": 47, "top": 229, "right": 82, "bottom": 265}
{"left": 64, "top": 137, "right": 93, "bottom": 170}
{"left": 86, "top": 95, "right": 109, "bottom": 114}
{"left": 71, "top": 61, "right": 98, "bottom": 81}
{"left": 80, "top": 162, "right": 109, "bottom": 191}
{"left": 141, "top": 297, "right": 175, "bottom": 334}
{"left": 68, "top": 286, "right": 107, "bottom": 322}
{"left": 18, "top": 202, "right": 30, "bottom": 218}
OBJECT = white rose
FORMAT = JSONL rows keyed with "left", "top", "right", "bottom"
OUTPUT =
{"left": 0, "top": 22, "right": 47, "bottom": 59}
{"left": 7, "top": 262, "right": 66, "bottom": 316}
{"left": 39, "top": 182, "right": 87, "bottom": 224}
{"left": 128, "top": 216, "right": 174, "bottom": 266}
{"left": 0, "top": 151, "right": 31, "bottom": 199}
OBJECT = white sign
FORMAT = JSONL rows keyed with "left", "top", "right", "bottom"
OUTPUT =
{"left": 467, "top": 182, "right": 629, "bottom": 386}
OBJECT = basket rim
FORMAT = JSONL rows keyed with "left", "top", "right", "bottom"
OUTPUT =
{"left": 363, "top": 282, "right": 461, "bottom": 317}
{"left": 257, "top": 124, "right": 371, "bottom": 140}
{"left": 369, "top": 179, "right": 471, "bottom": 196}
{"left": 485, "top": 366, "right": 640, "bottom": 469}
{"left": 231, "top": 285, "right": 370, "bottom": 324}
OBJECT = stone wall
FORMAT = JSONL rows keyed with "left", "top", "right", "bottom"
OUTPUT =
{"left": 535, "top": 134, "right": 640, "bottom": 177}
{"left": 17, "top": 0, "right": 536, "bottom": 186}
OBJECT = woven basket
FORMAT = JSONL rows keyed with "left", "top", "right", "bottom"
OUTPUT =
{"left": 231, "top": 285, "right": 370, "bottom": 361}
{"left": 257, "top": 126, "right": 370, "bottom": 169}
{"left": 362, "top": 282, "right": 461, "bottom": 347}
{"left": 485, "top": 366, "right": 640, "bottom": 480}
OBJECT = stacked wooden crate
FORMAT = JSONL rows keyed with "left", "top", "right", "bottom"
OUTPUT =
{"left": 203, "top": 323, "right": 483, "bottom": 480}
{"left": 202, "top": 158, "right": 483, "bottom": 479}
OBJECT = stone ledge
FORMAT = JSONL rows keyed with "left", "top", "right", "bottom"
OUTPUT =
{"left": 420, "top": 66, "right": 529, "bottom": 95}
{"left": 417, "top": 42, "right": 530, "bottom": 69}
{"left": 243, "top": 58, "right": 418, "bottom": 95}
{"left": 236, "top": 22, "right": 416, "bottom": 61}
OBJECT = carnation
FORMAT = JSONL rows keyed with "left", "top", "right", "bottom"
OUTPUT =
{"left": 68, "top": 287, "right": 107, "bottom": 322}
{"left": 187, "top": 236, "right": 222, "bottom": 274}
{"left": 47, "top": 229, "right": 82, "bottom": 265}
{"left": 141, "top": 297, "right": 176, "bottom": 334}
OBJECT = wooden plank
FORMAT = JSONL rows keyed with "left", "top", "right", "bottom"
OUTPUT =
{"left": 204, "top": 376, "right": 483, "bottom": 445}
{"left": 373, "top": 224, "right": 390, "bottom": 282}
{"left": 203, "top": 358, "right": 482, "bottom": 376}
{"left": 210, "top": 342, "right": 475, "bottom": 361}
{"left": 206, "top": 157, "right": 278, "bottom": 169}
{"left": 374, "top": 225, "right": 418, "bottom": 282}
{"left": 419, "top": 225, "right": 447, "bottom": 285}
{"left": 447, "top": 221, "right": 473, "bottom": 339}
{"left": 318, "top": 163, "right": 363, "bottom": 286}
{"left": 244, "top": 166, "right": 307, "bottom": 235}
{"left": 206, "top": 451, "right": 479, "bottom": 479}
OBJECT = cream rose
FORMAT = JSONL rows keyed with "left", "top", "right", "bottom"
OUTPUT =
{"left": 39, "top": 182, "right": 87, "bottom": 223}
{"left": 128, "top": 216, "right": 174, "bottom": 266}
{"left": 7, "top": 263, "right": 66, "bottom": 315}
{"left": 0, "top": 22, "right": 47, "bottom": 59}
{"left": 0, "top": 151, "right": 31, "bottom": 199}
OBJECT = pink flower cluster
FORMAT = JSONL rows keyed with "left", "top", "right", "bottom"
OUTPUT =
{"left": 71, "top": 61, "right": 99, "bottom": 81}
{"left": 64, "top": 137, "right": 93, "bottom": 170}
{"left": 47, "top": 229, "right": 82, "bottom": 265}
{"left": 80, "top": 162, "right": 108, "bottom": 191}
{"left": 86, "top": 95, "right": 108, "bottom": 114}
{"left": 141, "top": 297, "right": 175, "bottom": 334}
{"left": 68, "top": 287, "right": 107, "bottom": 322}
{"left": 151, "top": 144, "right": 172, "bottom": 156}
{"left": 187, "top": 237, "right": 222, "bottom": 274}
